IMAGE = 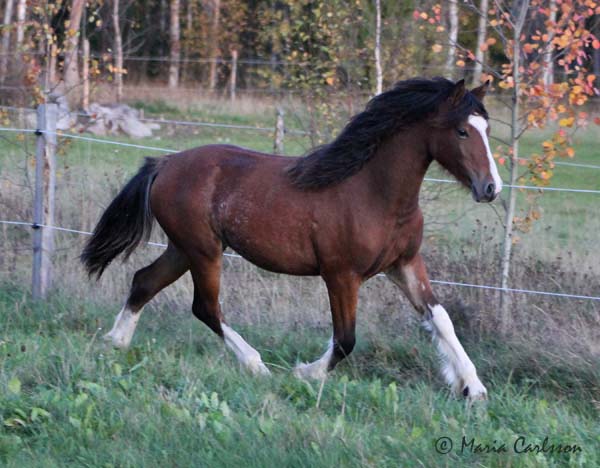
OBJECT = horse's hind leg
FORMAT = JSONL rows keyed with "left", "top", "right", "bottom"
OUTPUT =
{"left": 104, "top": 243, "right": 189, "bottom": 348}
{"left": 188, "top": 254, "right": 270, "bottom": 375}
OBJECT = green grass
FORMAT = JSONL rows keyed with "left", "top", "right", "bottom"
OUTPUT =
{"left": 1, "top": 286, "right": 599, "bottom": 467}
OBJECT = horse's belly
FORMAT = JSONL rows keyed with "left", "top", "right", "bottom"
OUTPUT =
{"left": 224, "top": 231, "right": 319, "bottom": 276}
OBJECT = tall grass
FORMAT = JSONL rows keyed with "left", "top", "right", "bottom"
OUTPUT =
{"left": 1, "top": 288, "right": 599, "bottom": 467}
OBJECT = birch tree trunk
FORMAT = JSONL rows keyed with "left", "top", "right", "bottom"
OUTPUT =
{"left": 63, "top": 0, "right": 85, "bottom": 100}
{"left": 208, "top": 0, "right": 221, "bottom": 91}
{"left": 82, "top": 39, "right": 90, "bottom": 111}
{"left": 445, "top": 0, "right": 458, "bottom": 79}
{"left": 0, "top": 0, "right": 15, "bottom": 85}
{"left": 542, "top": 0, "right": 556, "bottom": 88}
{"left": 168, "top": 0, "right": 181, "bottom": 88}
{"left": 473, "top": 0, "right": 488, "bottom": 84}
{"left": 113, "top": 0, "right": 124, "bottom": 102}
{"left": 374, "top": 0, "right": 383, "bottom": 95}
{"left": 16, "top": 0, "right": 26, "bottom": 47}
{"left": 500, "top": 0, "right": 530, "bottom": 331}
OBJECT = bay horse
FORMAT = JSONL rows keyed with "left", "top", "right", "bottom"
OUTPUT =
{"left": 82, "top": 77, "right": 502, "bottom": 401}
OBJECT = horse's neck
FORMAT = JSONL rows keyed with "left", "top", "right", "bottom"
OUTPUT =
{"left": 363, "top": 129, "right": 431, "bottom": 215}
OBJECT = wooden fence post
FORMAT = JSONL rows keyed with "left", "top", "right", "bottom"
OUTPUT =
{"left": 32, "top": 101, "right": 57, "bottom": 299}
{"left": 273, "top": 107, "right": 285, "bottom": 154}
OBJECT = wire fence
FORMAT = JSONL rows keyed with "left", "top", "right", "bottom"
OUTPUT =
{"left": 1, "top": 125, "right": 600, "bottom": 194}
{"left": 0, "top": 107, "right": 599, "bottom": 304}
{"left": 1, "top": 104, "right": 598, "bottom": 170}
{"left": 1, "top": 219, "right": 600, "bottom": 302}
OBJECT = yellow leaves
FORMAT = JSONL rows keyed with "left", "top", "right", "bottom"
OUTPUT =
{"left": 455, "top": 59, "right": 465, "bottom": 68}
{"left": 431, "top": 44, "right": 443, "bottom": 53}
{"left": 498, "top": 77, "right": 514, "bottom": 89}
{"left": 486, "top": 37, "right": 497, "bottom": 46}
{"left": 566, "top": 147, "right": 575, "bottom": 158}
{"left": 542, "top": 140, "right": 554, "bottom": 150}
{"left": 558, "top": 117, "right": 575, "bottom": 127}
{"left": 593, "top": 39, "right": 600, "bottom": 49}
{"left": 479, "top": 43, "right": 488, "bottom": 52}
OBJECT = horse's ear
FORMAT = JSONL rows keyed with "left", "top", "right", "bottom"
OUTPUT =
{"left": 471, "top": 80, "right": 490, "bottom": 102}
{"left": 448, "top": 79, "right": 467, "bottom": 106}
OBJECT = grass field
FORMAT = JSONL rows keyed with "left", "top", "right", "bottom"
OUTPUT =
{"left": 1, "top": 93, "right": 599, "bottom": 466}
{"left": 1, "top": 287, "right": 599, "bottom": 467}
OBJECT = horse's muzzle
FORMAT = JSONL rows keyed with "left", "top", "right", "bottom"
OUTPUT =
{"left": 471, "top": 180, "right": 497, "bottom": 203}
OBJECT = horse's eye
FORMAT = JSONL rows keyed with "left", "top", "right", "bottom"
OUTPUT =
{"left": 457, "top": 128, "right": 469, "bottom": 139}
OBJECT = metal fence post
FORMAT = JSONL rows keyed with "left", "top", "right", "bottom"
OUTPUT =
{"left": 274, "top": 107, "right": 285, "bottom": 154}
{"left": 32, "top": 100, "right": 57, "bottom": 299}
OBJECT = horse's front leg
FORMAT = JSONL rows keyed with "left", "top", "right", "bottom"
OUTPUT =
{"left": 294, "top": 273, "right": 360, "bottom": 380}
{"left": 386, "top": 254, "right": 487, "bottom": 401}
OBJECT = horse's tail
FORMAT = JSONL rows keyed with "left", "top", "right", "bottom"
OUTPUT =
{"left": 81, "top": 157, "right": 164, "bottom": 279}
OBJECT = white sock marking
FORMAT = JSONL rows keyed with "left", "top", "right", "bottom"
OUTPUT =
{"left": 293, "top": 337, "right": 333, "bottom": 380}
{"left": 468, "top": 115, "right": 503, "bottom": 194}
{"left": 104, "top": 306, "right": 141, "bottom": 349}
{"left": 221, "top": 323, "right": 270, "bottom": 375}
{"left": 428, "top": 304, "right": 487, "bottom": 398}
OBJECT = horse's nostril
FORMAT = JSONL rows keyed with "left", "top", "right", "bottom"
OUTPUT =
{"left": 485, "top": 182, "right": 495, "bottom": 197}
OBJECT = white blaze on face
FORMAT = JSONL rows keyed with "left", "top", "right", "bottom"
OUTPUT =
{"left": 467, "top": 115, "right": 503, "bottom": 195}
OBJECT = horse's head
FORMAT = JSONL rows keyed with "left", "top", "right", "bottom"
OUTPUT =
{"left": 429, "top": 79, "right": 502, "bottom": 203}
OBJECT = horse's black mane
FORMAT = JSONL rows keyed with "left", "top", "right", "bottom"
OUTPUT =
{"left": 287, "top": 77, "right": 488, "bottom": 190}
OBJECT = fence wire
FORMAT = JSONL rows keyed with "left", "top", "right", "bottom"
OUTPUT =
{"left": 1, "top": 220, "right": 599, "bottom": 302}
{"left": 1, "top": 126, "right": 599, "bottom": 194}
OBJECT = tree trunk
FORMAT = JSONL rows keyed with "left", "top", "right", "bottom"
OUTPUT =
{"left": 473, "top": 0, "right": 488, "bottom": 84}
{"left": 0, "top": 0, "right": 15, "bottom": 85}
{"left": 168, "top": 0, "right": 181, "bottom": 88}
{"left": 542, "top": 0, "right": 556, "bottom": 88}
{"left": 113, "top": 0, "right": 123, "bottom": 102}
{"left": 16, "top": 0, "right": 25, "bottom": 47}
{"left": 208, "top": 0, "right": 221, "bottom": 91}
{"left": 63, "top": 0, "right": 85, "bottom": 100}
{"left": 229, "top": 49, "right": 237, "bottom": 100}
{"left": 182, "top": 0, "right": 194, "bottom": 82}
{"left": 500, "top": 0, "right": 529, "bottom": 331}
{"left": 445, "top": 0, "right": 458, "bottom": 79}
{"left": 374, "top": 0, "right": 383, "bottom": 95}
{"left": 82, "top": 39, "right": 90, "bottom": 111}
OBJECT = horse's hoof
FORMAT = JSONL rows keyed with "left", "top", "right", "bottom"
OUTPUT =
{"left": 102, "top": 332, "right": 129, "bottom": 350}
{"left": 293, "top": 362, "right": 327, "bottom": 381}
{"left": 462, "top": 380, "right": 488, "bottom": 402}
{"left": 248, "top": 360, "right": 271, "bottom": 376}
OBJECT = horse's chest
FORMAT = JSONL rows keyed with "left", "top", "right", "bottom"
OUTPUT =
{"left": 359, "top": 215, "right": 423, "bottom": 276}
